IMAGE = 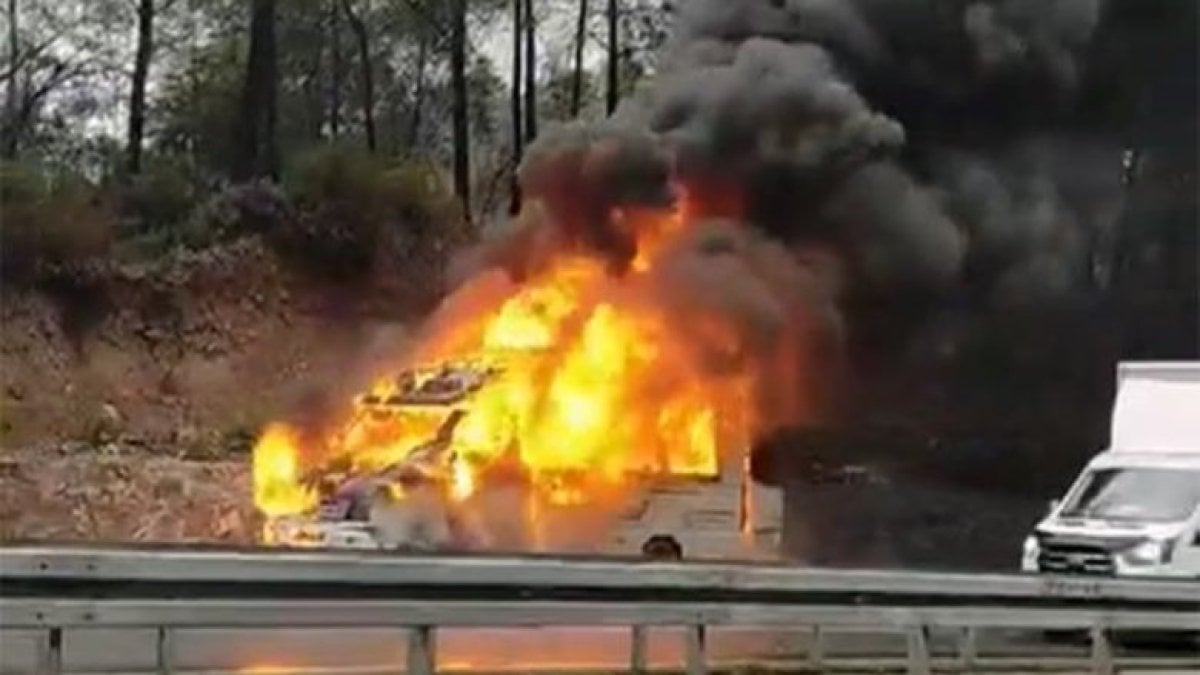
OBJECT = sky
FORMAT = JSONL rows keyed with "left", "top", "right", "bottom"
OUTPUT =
{"left": 26, "top": 0, "right": 611, "bottom": 144}
{"left": 479, "top": 1, "right": 611, "bottom": 87}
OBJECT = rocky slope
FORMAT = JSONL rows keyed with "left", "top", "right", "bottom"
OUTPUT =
{"left": 0, "top": 238, "right": 421, "bottom": 542}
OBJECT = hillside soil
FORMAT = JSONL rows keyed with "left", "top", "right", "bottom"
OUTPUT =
{"left": 0, "top": 238, "right": 425, "bottom": 542}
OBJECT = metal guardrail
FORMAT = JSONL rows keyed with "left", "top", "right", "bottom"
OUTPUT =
{"left": 2, "top": 545, "right": 1198, "bottom": 674}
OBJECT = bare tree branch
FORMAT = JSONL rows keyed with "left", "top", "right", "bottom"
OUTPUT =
{"left": 339, "top": 0, "right": 376, "bottom": 152}
{"left": 0, "top": 33, "right": 61, "bottom": 80}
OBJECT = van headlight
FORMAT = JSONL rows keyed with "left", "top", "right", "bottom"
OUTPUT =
{"left": 1021, "top": 535, "right": 1040, "bottom": 570}
{"left": 1123, "top": 538, "right": 1171, "bottom": 566}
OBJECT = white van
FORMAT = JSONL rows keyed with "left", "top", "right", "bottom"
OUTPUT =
{"left": 265, "top": 361, "right": 782, "bottom": 560}
{"left": 1021, "top": 362, "right": 1200, "bottom": 578}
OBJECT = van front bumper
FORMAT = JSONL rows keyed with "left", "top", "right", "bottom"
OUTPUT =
{"left": 1022, "top": 535, "right": 1193, "bottom": 578}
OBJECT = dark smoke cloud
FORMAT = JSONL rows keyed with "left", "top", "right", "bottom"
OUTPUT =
{"left": 484, "top": 0, "right": 1189, "bottom": 437}
{"left": 649, "top": 38, "right": 904, "bottom": 177}
{"left": 627, "top": 0, "right": 1132, "bottom": 311}
{"left": 822, "top": 162, "right": 964, "bottom": 292}
{"left": 453, "top": 123, "right": 674, "bottom": 283}
{"left": 612, "top": 1, "right": 973, "bottom": 298}
{"left": 646, "top": 218, "right": 844, "bottom": 427}
{"left": 650, "top": 219, "right": 835, "bottom": 367}
{"left": 932, "top": 139, "right": 1125, "bottom": 306}
{"left": 963, "top": 0, "right": 1104, "bottom": 88}
{"left": 670, "top": 0, "right": 882, "bottom": 64}
{"left": 516, "top": 123, "right": 674, "bottom": 274}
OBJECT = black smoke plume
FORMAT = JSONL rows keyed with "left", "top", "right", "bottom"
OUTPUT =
{"left": 469, "top": 0, "right": 1194, "bottom": 487}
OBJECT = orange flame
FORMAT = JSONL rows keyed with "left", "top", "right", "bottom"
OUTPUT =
{"left": 252, "top": 424, "right": 316, "bottom": 518}
{"left": 252, "top": 192, "right": 772, "bottom": 542}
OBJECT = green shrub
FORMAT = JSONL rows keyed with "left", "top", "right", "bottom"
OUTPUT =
{"left": 112, "top": 179, "right": 293, "bottom": 260}
{"left": 0, "top": 162, "right": 115, "bottom": 283}
{"left": 120, "top": 156, "right": 200, "bottom": 234}
{"left": 278, "top": 146, "right": 462, "bottom": 280}
{"left": 276, "top": 147, "right": 383, "bottom": 277}
{"left": 0, "top": 160, "right": 44, "bottom": 204}
{"left": 284, "top": 145, "right": 390, "bottom": 210}
{"left": 381, "top": 159, "right": 461, "bottom": 234}
{"left": 187, "top": 180, "right": 292, "bottom": 243}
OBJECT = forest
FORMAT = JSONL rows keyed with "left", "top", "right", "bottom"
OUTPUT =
{"left": 1, "top": 0, "right": 667, "bottom": 282}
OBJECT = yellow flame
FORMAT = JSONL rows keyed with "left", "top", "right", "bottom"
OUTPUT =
{"left": 450, "top": 454, "right": 475, "bottom": 501}
{"left": 252, "top": 424, "right": 316, "bottom": 518}
{"left": 251, "top": 199, "right": 763, "bottom": 530}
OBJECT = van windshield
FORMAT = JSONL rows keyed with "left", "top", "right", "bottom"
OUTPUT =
{"left": 1060, "top": 468, "right": 1200, "bottom": 523}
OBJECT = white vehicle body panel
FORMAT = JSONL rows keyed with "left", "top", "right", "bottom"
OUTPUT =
{"left": 1110, "top": 362, "right": 1200, "bottom": 454}
{"left": 269, "top": 458, "right": 782, "bottom": 560}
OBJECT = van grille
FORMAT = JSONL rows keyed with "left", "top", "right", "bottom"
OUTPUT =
{"left": 1037, "top": 541, "right": 1115, "bottom": 575}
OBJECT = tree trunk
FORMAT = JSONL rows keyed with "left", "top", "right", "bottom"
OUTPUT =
{"left": 305, "top": 6, "right": 325, "bottom": 141}
{"left": 3, "top": 0, "right": 19, "bottom": 159}
{"left": 329, "top": 0, "right": 342, "bottom": 139}
{"left": 262, "top": 0, "right": 277, "bottom": 177}
{"left": 187, "top": 3, "right": 201, "bottom": 159}
{"left": 522, "top": 0, "right": 537, "bottom": 142}
{"left": 408, "top": 34, "right": 427, "bottom": 151}
{"left": 233, "top": 4, "right": 261, "bottom": 179}
{"left": 508, "top": 0, "right": 523, "bottom": 214}
{"left": 570, "top": 0, "right": 588, "bottom": 118}
{"left": 450, "top": 0, "right": 470, "bottom": 218}
{"left": 233, "top": 0, "right": 278, "bottom": 180}
{"left": 340, "top": 0, "right": 375, "bottom": 152}
{"left": 606, "top": 0, "right": 618, "bottom": 115}
{"left": 126, "top": 0, "right": 155, "bottom": 175}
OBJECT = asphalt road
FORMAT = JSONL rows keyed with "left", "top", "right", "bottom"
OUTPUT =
{"left": 3, "top": 625, "right": 1196, "bottom": 673}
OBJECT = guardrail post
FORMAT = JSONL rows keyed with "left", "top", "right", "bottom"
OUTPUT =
{"left": 906, "top": 625, "right": 932, "bottom": 675}
{"left": 630, "top": 625, "right": 648, "bottom": 673}
{"left": 37, "top": 627, "right": 63, "bottom": 675}
{"left": 155, "top": 627, "right": 174, "bottom": 674}
{"left": 957, "top": 626, "right": 978, "bottom": 671}
{"left": 1089, "top": 624, "right": 1113, "bottom": 675}
{"left": 407, "top": 625, "right": 435, "bottom": 675}
{"left": 808, "top": 625, "right": 824, "bottom": 670}
{"left": 684, "top": 624, "right": 707, "bottom": 675}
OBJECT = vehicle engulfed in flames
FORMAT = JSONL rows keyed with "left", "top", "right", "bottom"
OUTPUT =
{"left": 261, "top": 362, "right": 495, "bottom": 551}
{"left": 257, "top": 359, "right": 781, "bottom": 559}
{"left": 252, "top": 187, "right": 805, "bottom": 560}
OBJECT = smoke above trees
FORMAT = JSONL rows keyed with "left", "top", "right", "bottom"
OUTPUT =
{"left": 475, "top": 0, "right": 1195, "bottom": 467}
